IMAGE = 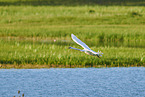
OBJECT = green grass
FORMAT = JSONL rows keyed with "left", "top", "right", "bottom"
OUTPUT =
{"left": 0, "top": 5, "right": 145, "bottom": 68}
{"left": 0, "top": 6, "right": 145, "bottom": 25}
{"left": 0, "top": 6, "right": 145, "bottom": 41}
{"left": 0, "top": 39, "right": 145, "bottom": 68}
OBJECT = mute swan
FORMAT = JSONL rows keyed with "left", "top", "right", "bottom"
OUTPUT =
{"left": 69, "top": 34, "right": 103, "bottom": 58}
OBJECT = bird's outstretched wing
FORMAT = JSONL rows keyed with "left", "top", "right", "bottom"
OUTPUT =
{"left": 71, "top": 34, "right": 91, "bottom": 50}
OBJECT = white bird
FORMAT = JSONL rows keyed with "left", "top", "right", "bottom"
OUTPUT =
{"left": 69, "top": 34, "right": 103, "bottom": 58}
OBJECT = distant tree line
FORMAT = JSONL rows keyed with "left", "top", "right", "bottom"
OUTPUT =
{"left": 0, "top": 0, "right": 144, "bottom": 6}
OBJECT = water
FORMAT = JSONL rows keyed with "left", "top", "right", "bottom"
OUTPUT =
{"left": 0, "top": 67, "right": 145, "bottom": 97}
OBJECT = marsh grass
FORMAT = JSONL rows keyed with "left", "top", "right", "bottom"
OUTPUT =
{"left": 0, "top": 39, "right": 145, "bottom": 68}
{"left": 0, "top": 5, "right": 145, "bottom": 68}
{"left": 0, "top": 6, "right": 145, "bottom": 41}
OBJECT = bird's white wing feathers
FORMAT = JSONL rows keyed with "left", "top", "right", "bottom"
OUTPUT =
{"left": 71, "top": 34, "right": 91, "bottom": 50}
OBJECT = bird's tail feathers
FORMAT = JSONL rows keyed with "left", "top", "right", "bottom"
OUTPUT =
{"left": 98, "top": 50, "right": 103, "bottom": 55}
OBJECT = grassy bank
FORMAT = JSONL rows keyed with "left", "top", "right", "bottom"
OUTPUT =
{"left": 0, "top": 5, "right": 145, "bottom": 68}
{"left": 0, "top": 39, "right": 145, "bottom": 68}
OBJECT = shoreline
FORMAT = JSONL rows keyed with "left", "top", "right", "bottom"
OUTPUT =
{"left": 0, "top": 64, "right": 144, "bottom": 69}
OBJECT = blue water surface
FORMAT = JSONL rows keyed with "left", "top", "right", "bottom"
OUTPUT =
{"left": 0, "top": 67, "right": 145, "bottom": 97}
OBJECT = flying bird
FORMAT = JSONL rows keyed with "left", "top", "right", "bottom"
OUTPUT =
{"left": 69, "top": 34, "right": 103, "bottom": 58}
